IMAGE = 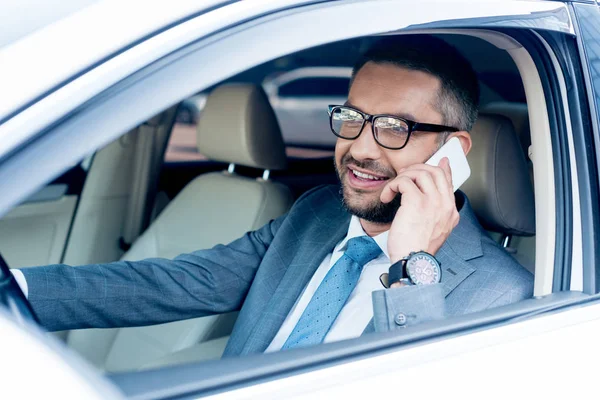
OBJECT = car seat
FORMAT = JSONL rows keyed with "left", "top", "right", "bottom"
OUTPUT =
{"left": 67, "top": 84, "right": 294, "bottom": 372}
{"left": 461, "top": 112, "right": 536, "bottom": 272}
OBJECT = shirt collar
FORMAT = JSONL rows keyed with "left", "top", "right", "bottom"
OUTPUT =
{"left": 334, "top": 215, "right": 390, "bottom": 260}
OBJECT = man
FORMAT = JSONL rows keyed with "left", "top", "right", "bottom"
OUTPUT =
{"left": 13, "top": 35, "right": 533, "bottom": 356}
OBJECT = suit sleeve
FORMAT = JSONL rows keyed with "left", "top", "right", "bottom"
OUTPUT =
{"left": 370, "top": 270, "right": 533, "bottom": 332}
{"left": 371, "top": 284, "right": 446, "bottom": 331}
{"left": 20, "top": 216, "right": 285, "bottom": 332}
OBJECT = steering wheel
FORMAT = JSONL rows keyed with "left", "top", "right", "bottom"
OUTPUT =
{"left": 0, "top": 253, "right": 40, "bottom": 326}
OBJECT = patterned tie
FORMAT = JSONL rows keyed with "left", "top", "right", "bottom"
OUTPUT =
{"left": 282, "top": 236, "right": 382, "bottom": 350}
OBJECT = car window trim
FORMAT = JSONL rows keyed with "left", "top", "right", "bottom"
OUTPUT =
{"left": 507, "top": 29, "right": 574, "bottom": 293}
{"left": 537, "top": 27, "right": 599, "bottom": 294}
{"left": 572, "top": 3, "right": 600, "bottom": 294}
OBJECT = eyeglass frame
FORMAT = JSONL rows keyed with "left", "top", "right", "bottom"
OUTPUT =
{"left": 327, "top": 105, "right": 459, "bottom": 150}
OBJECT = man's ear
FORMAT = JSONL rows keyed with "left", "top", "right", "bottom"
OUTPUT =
{"left": 447, "top": 131, "right": 472, "bottom": 155}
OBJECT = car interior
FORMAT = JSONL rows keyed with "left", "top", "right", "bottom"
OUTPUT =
{"left": 2, "top": 32, "right": 546, "bottom": 373}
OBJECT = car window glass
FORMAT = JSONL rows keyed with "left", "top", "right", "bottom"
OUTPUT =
{"left": 164, "top": 120, "right": 334, "bottom": 162}
{"left": 1, "top": 4, "right": 567, "bottom": 393}
{"left": 165, "top": 76, "right": 339, "bottom": 163}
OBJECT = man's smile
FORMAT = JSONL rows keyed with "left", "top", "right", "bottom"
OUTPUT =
{"left": 346, "top": 165, "right": 391, "bottom": 190}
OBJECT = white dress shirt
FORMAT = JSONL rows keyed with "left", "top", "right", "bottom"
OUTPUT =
{"left": 266, "top": 216, "right": 390, "bottom": 352}
{"left": 10, "top": 269, "right": 28, "bottom": 298}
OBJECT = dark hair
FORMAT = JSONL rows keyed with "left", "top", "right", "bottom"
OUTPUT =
{"left": 351, "top": 35, "right": 480, "bottom": 132}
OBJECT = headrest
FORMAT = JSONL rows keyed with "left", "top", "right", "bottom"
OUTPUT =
{"left": 461, "top": 113, "right": 535, "bottom": 236}
{"left": 482, "top": 101, "right": 531, "bottom": 155}
{"left": 197, "top": 84, "right": 287, "bottom": 170}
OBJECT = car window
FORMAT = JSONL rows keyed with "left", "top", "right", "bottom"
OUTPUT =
{"left": 277, "top": 77, "right": 350, "bottom": 97}
{"left": 165, "top": 122, "right": 334, "bottom": 163}
{"left": 165, "top": 73, "right": 341, "bottom": 163}
{"left": 0, "top": 0, "right": 584, "bottom": 396}
{"left": 164, "top": 122, "right": 207, "bottom": 163}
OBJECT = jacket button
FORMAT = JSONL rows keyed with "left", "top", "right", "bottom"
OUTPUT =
{"left": 395, "top": 313, "right": 407, "bottom": 326}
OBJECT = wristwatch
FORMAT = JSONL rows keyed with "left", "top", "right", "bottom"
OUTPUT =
{"left": 388, "top": 251, "right": 442, "bottom": 286}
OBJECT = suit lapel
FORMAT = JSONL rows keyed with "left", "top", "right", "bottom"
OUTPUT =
{"left": 433, "top": 192, "right": 482, "bottom": 296}
{"left": 238, "top": 189, "right": 484, "bottom": 352}
{"left": 239, "top": 187, "right": 350, "bottom": 355}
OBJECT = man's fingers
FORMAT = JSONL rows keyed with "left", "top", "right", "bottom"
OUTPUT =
{"left": 397, "top": 163, "right": 452, "bottom": 196}
{"left": 438, "top": 157, "right": 453, "bottom": 193}
{"left": 391, "top": 169, "right": 438, "bottom": 195}
{"left": 380, "top": 176, "right": 420, "bottom": 203}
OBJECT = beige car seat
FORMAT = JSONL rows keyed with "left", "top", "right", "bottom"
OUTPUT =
{"left": 483, "top": 102, "right": 531, "bottom": 157}
{"left": 59, "top": 107, "right": 177, "bottom": 269}
{"left": 462, "top": 112, "right": 536, "bottom": 272}
{"left": 68, "top": 84, "right": 294, "bottom": 372}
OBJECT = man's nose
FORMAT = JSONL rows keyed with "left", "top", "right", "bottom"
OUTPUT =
{"left": 349, "top": 122, "right": 382, "bottom": 161}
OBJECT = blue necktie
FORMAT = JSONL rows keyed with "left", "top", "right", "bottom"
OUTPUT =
{"left": 282, "top": 236, "right": 382, "bottom": 350}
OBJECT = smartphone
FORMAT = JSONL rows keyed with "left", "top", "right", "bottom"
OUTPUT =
{"left": 425, "top": 137, "right": 471, "bottom": 192}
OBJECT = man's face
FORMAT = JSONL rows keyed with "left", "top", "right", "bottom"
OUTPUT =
{"left": 334, "top": 62, "right": 446, "bottom": 224}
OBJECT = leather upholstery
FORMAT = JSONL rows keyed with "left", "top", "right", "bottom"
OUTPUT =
{"left": 482, "top": 102, "right": 531, "bottom": 156}
{"left": 197, "top": 84, "right": 288, "bottom": 170}
{"left": 69, "top": 84, "right": 294, "bottom": 372}
{"left": 461, "top": 113, "right": 535, "bottom": 236}
{"left": 87, "top": 177, "right": 292, "bottom": 372}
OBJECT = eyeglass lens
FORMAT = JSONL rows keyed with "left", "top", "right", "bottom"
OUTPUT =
{"left": 331, "top": 107, "right": 410, "bottom": 148}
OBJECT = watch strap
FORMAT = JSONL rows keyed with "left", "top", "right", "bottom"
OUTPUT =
{"left": 388, "top": 258, "right": 408, "bottom": 286}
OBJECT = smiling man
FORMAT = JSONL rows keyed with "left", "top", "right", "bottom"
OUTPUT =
{"left": 15, "top": 35, "right": 534, "bottom": 357}
{"left": 333, "top": 41, "right": 477, "bottom": 269}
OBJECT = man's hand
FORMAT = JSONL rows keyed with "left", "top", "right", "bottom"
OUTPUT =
{"left": 382, "top": 157, "right": 459, "bottom": 265}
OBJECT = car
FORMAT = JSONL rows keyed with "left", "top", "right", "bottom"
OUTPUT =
{"left": 262, "top": 66, "right": 352, "bottom": 147}
{"left": 0, "top": 0, "right": 599, "bottom": 398}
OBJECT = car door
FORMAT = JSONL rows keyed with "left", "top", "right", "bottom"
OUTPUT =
{"left": 100, "top": 1, "right": 596, "bottom": 396}
{"left": 562, "top": 0, "right": 600, "bottom": 294}
{"left": 0, "top": 0, "right": 598, "bottom": 398}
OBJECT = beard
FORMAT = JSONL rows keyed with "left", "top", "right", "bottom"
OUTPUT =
{"left": 334, "top": 154, "right": 401, "bottom": 224}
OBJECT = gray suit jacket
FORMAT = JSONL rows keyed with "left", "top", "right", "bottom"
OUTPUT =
{"left": 21, "top": 185, "right": 533, "bottom": 357}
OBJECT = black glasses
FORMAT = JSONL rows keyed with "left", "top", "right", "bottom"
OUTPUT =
{"left": 328, "top": 105, "right": 459, "bottom": 150}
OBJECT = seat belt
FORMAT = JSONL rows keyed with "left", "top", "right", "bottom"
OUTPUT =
{"left": 119, "top": 121, "right": 157, "bottom": 251}
{"left": 119, "top": 107, "right": 177, "bottom": 252}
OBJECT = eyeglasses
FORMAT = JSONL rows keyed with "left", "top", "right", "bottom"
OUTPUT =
{"left": 328, "top": 105, "right": 459, "bottom": 150}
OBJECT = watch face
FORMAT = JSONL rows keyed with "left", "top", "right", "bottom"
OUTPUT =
{"left": 406, "top": 253, "right": 441, "bottom": 285}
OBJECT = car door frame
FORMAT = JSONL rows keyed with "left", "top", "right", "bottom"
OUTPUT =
{"left": 571, "top": 1, "right": 600, "bottom": 293}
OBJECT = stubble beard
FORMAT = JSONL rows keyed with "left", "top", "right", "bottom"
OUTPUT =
{"left": 334, "top": 139, "right": 446, "bottom": 224}
{"left": 334, "top": 156, "right": 401, "bottom": 224}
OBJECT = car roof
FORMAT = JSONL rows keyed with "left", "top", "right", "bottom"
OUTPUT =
{"left": 0, "top": 0, "right": 232, "bottom": 122}
{"left": 0, "top": 0, "right": 100, "bottom": 50}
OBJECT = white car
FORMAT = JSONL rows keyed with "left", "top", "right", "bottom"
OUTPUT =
{"left": 1, "top": 0, "right": 599, "bottom": 399}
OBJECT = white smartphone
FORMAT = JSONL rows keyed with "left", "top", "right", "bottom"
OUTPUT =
{"left": 425, "top": 136, "right": 471, "bottom": 192}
